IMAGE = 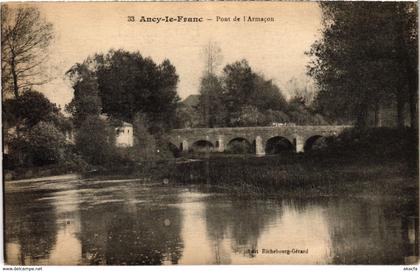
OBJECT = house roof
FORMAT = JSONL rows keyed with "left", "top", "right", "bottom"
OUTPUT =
{"left": 182, "top": 94, "right": 200, "bottom": 108}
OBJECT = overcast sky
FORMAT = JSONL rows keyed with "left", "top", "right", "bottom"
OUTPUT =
{"left": 18, "top": 2, "right": 322, "bottom": 108}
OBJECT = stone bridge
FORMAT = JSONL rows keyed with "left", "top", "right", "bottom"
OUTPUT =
{"left": 168, "top": 125, "right": 351, "bottom": 156}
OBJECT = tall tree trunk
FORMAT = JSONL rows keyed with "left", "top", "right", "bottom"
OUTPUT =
{"left": 10, "top": 52, "right": 19, "bottom": 98}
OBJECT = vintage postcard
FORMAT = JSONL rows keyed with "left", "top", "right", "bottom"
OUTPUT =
{"left": 2, "top": 1, "right": 418, "bottom": 267}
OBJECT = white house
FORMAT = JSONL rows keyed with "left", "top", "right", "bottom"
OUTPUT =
{"left": 115, "top": 121, "right": 134, "bottom": 147}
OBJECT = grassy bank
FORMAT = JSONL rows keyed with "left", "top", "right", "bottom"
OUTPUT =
{"left": 4, "top": 163, "right": 80, "bottom": 181}
{"left": 159, "top": 154, "right": 416, "bottom": 199}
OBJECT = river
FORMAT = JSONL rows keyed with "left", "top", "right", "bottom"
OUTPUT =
{"left": 4, "top": 175, "right": 419, "bottom": 265}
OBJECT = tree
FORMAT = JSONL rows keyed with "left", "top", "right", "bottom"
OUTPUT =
{"left": 196, "top": 74, "right": 227, "bottom": 127}
{"left": 285, "top": 77, "right": 316, "bottom": 107}
{"left": 1, "top": 5, "right": 54, "bottom": 98}
{"left": 252, "top": 74, "right": 288, "bottom": 111}
{"left": 3, "top": 90, "right": 73, "bottom": 168}
{"left": 9, "top": 121, "right": 67, "bottom": 166}
{"left": 308, "top": 2, "right": 418, "bottom": 128}
{"left": 146, "top": 59, "right": 180, "bottom": 132}
{"left": 222, "top": 60, "right": 255, "bottom": 121}
{"left": 233, "top": 105, "right": 266, "bottom": 127}
{"left": 221, "top": 60, "right": 288, "bottom": 126}
{"left": 394, "top": 3, "right": 418, "bottom": 129}
{"left": 265, "top": 109, "right": 290, "bottom": 124}
{"left": 195, "top": 59, "right": 289, "bottom": 127}
{"left": 196, "top": 42, "right": 226, "bottom": 127}
{"left": 65, "top": 63, "right": 102, "bottom": 128}
{"left": 175, "top": 103, "right": 200, "bottom": 128}
{"left": 202, "top": 41, "right": 223, "bottom": 75}
{"left": 75, "top": 115, "right": 118, "bottom": 166}
{"left": 287, "top": 96, "right": 327, "bottom": 125}
{"left": 3, "top": 90, "right": 63, "bottom": 130}
{"left": 67, "top": 50, "right": 180, "bottom": 132}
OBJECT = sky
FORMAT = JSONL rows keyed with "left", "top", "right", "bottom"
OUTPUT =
{"left": 13, "top": 2, "right": 322, "bottom": 108}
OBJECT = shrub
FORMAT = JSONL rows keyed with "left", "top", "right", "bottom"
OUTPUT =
{"left": 9, "top": 121, "right": 67, "bottom": 166}
{"left": 75, "top": 115, "right": 121, "bottom": 166}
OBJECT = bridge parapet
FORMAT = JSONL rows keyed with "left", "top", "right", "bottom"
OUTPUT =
{"left": 168, "top": 125, "right": 352, "bottom": 156}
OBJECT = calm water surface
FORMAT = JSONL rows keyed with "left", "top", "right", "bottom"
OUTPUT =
{"left": 4, "top": 176, "right": 419, "bottom": 265}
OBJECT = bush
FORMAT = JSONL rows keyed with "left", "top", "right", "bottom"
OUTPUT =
{"left": 128, "top": 114, "right": 176, "bottom": 161}
{"left": 75, "top": 115, "right": 121, "bottom": 166}
{"left": 9, "top": 121, "right": 67, "bottom": 166}
{"left": 325, "top": 127, "right": 417, "bottom": 160}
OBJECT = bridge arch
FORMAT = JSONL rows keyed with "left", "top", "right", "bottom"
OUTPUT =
{"left": 168, "top": 142, "right": 181, "bottom": 157}
{"left": 304, "top": 135, "right": 328, "bottom": 152}
{"left": 191, "top": 140, "right": 214, "bottom": 152}
{"left": 265, "top": 136, "right": 294, "bottom": 154}
{"left": 226, "top": 137, "right": 252, "bottom": 154}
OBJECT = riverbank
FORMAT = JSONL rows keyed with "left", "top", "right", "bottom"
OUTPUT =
{"left": 140, "top": 128, "right": 418, "bottom": 202}
{"left": 165, "top": 153, "right": 417, "bottom": 200}
{"left": 6, "top": 128, "right": 418, "bottom": 205}
{"left": 3, "top": 163, "right": 80, "bottom": 181}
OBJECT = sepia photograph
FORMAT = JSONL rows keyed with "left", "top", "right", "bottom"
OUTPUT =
{"left": 1, "top": 1, "right": 419, "bottom": 267}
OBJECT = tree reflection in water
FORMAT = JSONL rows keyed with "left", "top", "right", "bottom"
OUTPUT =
{"left": 4, "top": 178, "right": 418, "bottom": 265}
{"left": 203, "top": 196, "right": 280, "bottom": 261}
{"left": 5, "top": 190, "right": 58, "bottom": 265}
{"left": 78, "top": 199, "right": 184, "bottom": 265}
{"left": 325, "top": 198, "right": 419, "bottom": 264}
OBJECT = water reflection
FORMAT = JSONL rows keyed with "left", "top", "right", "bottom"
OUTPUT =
{"left": 325, "top": 199, "right": 419, "bottom": 264}
{"left": 4, "top": 178, "right": 419, "bottom": 265}
{"left": 193, "top": 196, "right": 333, "bottom": 264}
{"left": 78, "top": 202, "right": 183, "bottom": 265}
{"left": 5, "top": 190, "right": 58, "bottom": 264}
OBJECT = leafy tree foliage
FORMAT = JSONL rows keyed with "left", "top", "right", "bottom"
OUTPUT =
{"left": 265, "top": 109, "right": 290, "bottom": 124}
{"left": 3, "top": 90, "right": 73, "bottom": 168}
{"left": 252, "top": 75, "right": 288, "bottom": 111}
{"left": 287, "top": 96, "right": 327, "bottom": 125}
{"left": 9, "top": 121, "right": 67, "bottom": 166}
{"left": 223, "top": 60, "right": 289, "bottom": 126}
{"left": 196, "top": 74, "right": 227, "bottom": 127}
{"left": 195, "top": 59, "right": 289, "bottom": 127}
{"left": 130, "top": 114, "right": 158, "bottom": 161}
{"left": 65, "top": 63, "right": 102, "bottom": 128}
{"left": 285, "top": 77, "right": 316, "bottom": 107}
{"left": 232, "top": 105, "right": 266, "bottom": 127}
{"left": 67, "top": 50, "right": 180, "bottom": 132}
{"left": 75, "top": 115, "right": 118, "bottom": 166}
{"left": 222, "top": 60, "right": 256, "bottom": 123}
{"left": 202, "top": 41, "right": 223, "bottom": 75}
{"left": 1, "top": 5, "right": 54, "bottom": 98}
{"left": 175, "top": 104, "right": 200, "bottom": 128}
{"left": 308, "top": 2, "right": 418, "bottom": 128}
{"left": 4, "top": 91, "right": 58, "bottom": 128}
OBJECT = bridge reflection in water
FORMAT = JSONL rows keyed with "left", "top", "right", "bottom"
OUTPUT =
{"left": 5, "top": 177, "right": 418, "bottom": 265}
{"left": 168, "top": 125, "right": 352, "bottom": 156}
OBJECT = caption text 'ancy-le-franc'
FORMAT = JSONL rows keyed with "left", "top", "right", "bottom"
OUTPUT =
{"left": 127, "top": 16, "right": 275, "bottom": 23}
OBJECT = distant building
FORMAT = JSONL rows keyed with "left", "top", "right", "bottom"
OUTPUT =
{"left": 182, "top": 94, "right": 200, "bottom": 108}
{"left": 115, "top": 121, "right": 134, "bottom": 147}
